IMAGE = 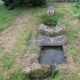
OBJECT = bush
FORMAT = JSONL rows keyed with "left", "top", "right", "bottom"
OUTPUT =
{"left": 75, "top": 12, "right": 80, "bottom": 19}
{"left": 2, "top": 0, "right": 47, "bottom": 10}
{"left": 75, "top": 1, "right": 80, "bottom": 8}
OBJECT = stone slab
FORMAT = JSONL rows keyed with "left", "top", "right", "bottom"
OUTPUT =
{"left": 37, "top": 35, "right": 67, "bottom": 46}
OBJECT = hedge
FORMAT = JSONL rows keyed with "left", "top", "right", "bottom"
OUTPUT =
{"left": 2, "top": 0, "right": 47, "bottom": 10}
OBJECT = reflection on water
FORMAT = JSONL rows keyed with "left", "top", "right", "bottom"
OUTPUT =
{"left": 39, "top": 46, "right": 66, "bottom": 72}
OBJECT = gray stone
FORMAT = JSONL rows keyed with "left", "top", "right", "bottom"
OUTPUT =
{"left": 22, "top": 54, "right": 52, "bottom": 79}
{"left": 39, "top": 46, "right": 66, "bottom": 72}
{"left": 47, "top": 6, "right": 54, "bottom": 16}
{"left": 37, "top": 35, "right": 67, "bottom": 46}
{"left": 39, "top": 24, "right": 66, "bottom": 37}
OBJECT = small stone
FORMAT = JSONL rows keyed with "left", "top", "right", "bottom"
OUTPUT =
{"left": 47, "top": 6, "right": 54, "bottom": 16}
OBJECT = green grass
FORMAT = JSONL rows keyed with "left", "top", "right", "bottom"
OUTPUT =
{"left": 0, "top": 45, "right": 4, "bottom": 53}
{"left": 49, "top": 75, "right": 63, "bottom": 80}
{"left": 0, "top": 2, "right": 21, "bottom": 31}
{"left": 0, "top": 74, "right": 3, "bottom": 80}
{"left": 47, "top": 4, "right": 80, "bottom": 80}
{"left": 0, "top": 53, "right": 14, "bottom": 69}
{"left": 8, "top": 69, "right": 30, "bottom": 80}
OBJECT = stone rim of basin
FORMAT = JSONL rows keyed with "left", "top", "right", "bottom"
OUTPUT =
{"left": 39, "top": 24, "right": 66, "bottom": 37}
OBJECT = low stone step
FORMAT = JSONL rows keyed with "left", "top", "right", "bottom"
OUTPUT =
{"left": 39, "top": 24, "right": 66, "bottom": 37}
{"left": 37, "top": 34, "right": 67, "bottom": 46}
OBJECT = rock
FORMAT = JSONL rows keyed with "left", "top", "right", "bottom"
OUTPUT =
{"left": 37, "top": 34, "right": 67, "bottom": 46}
{"left": 39, "top": 24, "right": 66, "bottom": 37}
{"left": 47, "top": 6, "right": 54, "bottom": 16}
{"left": 30, "top": 64, "right": 52, "bottom": 79}
{"left": 22, "top": 54, "right": 52, "bottom": 79}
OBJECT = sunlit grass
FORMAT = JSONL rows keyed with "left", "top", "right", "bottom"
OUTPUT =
{"left": 0, "top": 2, "right": 21, "bottom": 31}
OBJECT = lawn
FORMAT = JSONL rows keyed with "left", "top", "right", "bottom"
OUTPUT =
{"left": 0, "top": 2, "right": 80, "bottom": 80}
{"left": 0, "top": 2, "right": 22, "bottom": 31}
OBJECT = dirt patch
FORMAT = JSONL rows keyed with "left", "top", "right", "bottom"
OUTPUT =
{"left": 47, "top": 2, "right": 75, "bottom": 6}
{"left": 0, "top": 10, "right": 42, "bottom": 79}
{"left": 0, "top": 13, "right": 30, "bottom": 54}
{"left": 21, "top": 18, "right": 40, "bottom": 73}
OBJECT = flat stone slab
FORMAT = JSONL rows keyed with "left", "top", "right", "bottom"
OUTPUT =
{"left": 37, "top": 35, "right": 67, "bottom": 46}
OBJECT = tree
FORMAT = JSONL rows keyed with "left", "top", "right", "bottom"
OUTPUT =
{"left": 2, "top": 0, "right": 47, "bottom": 10}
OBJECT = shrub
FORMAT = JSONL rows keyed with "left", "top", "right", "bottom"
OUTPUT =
{"left": 2, "top": 0, "right": 47, "bottom": 10}
{"left": 75, "top": 1, "right": 80, "bottom": 8}
{"left": 75, "top": 12, "right": 80, "bottom": 19}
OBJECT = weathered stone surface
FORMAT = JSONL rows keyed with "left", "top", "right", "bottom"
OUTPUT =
{"left": 47, "top": 6, "right": 54, "bottom": 16}
{"left": 39, "top": 46, "right": 66, "bottom": 72}
{"left": 39, "top": 24, "right": 66, "bottom": 37}
{"left": 22, "top": 54, "right": 52, "bottom": 79}
{"left": 37, "top": 35, "right": 67, "bottom": 46}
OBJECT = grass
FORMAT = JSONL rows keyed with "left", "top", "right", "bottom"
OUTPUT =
{"left": 0, "top": 53, "right": 14, "bottom": 69}
{"left": 0, "top": 4, "right": 46, "bottom": 80}
{"left": 0, "top": 2, "right": 80, "bottom": 80}
{"left": 0, "top": 2, "right": 22, "bottom": 31}
{"left": 0, "top": 74, "right": 3, "bottom": 80}
{"left": 7, "top": 69, "right": 30, "bottom": 80}
{"left": 0, "top": 45, "right": 4, "bottom": 53}
{"left": 13, "top": 29, "right": 32, "bottom": 54}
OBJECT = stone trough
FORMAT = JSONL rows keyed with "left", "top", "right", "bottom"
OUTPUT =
{"left": 22, "top": 6, "right": 67, "bottom": 79}
{"left": 37, "top": 22, "right": 67, "bottom": 78}
{"left": 39, "top": 46, "right": 66, "bottom": 73}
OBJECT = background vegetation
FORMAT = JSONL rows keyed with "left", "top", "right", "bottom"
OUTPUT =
{"left": 47, "top": 0, "right": 80, "bottom": 2}
{"left": 2, "top": 0, "right": 46, "bottom": 10}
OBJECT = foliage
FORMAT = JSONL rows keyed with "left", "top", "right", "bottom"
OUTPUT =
{"left": 8, "top": 69, "right": 30, "bottom": 80}
{"left": 72, "top": 6, "right": 80, "bottom": 19}
{"left": 47, "top": 0, "right": 80, "bottom": 2}
{"left": 0, "top": 74, "right": 3, "bottom": 80}
{"left": 0, "top": 54, "right": 14, "bottom": 69}
{"left": 75, "top": 12, "right": 80, "bottom": 19}
{"left": 41, "top": 13, "right": 61, "bottom": 25}
{"left": 2, "top": 0, "right": 46, "bottom": 10}
{"left": 40, "top": 12, "right": 61, "bottom": 26}
{"left": 0, "top": 2, "right": 21, "bottom": 31}
{"left": 75, "top": 1, "right": 80, "bottom": 8}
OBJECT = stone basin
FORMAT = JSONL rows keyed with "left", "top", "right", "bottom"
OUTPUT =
{"left": 37, "top": 34, "right": 67, "bottom": 46}
{"left": 39, "top": 24, "right": 66, "bottom": 37}
{"left": 39, "top": 46, "right": 66, "bottom": 72}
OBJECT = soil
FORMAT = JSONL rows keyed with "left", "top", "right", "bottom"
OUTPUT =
{"left": 47, "top": 2, "right": 75, "bottom": 6}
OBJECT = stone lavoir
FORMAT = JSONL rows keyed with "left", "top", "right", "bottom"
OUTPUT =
{"left": 22, "top": 6, "right": 67, "bottom": 79}
{"left": 37, "top": 6, "right": 67, "bottom": 77}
